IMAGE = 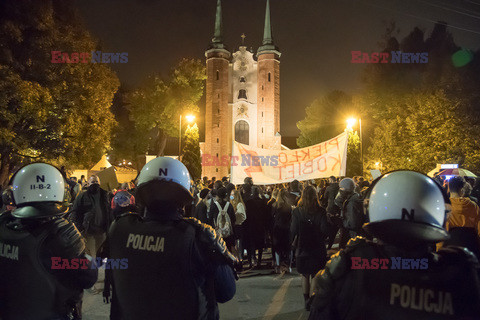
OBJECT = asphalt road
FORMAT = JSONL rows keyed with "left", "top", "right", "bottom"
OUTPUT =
{"left": 82, "top": 268, "right": 310, "bottom": 320}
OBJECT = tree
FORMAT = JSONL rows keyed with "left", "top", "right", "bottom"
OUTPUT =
{"left": 346, "top": 130, "right": 362, "bottom": 177}
{"left": 181, "top": 124, "right": 202, "bottom": 181}
{"left": 367, "top": 90, "right": 480, "bottom": 173}
{"left": 0, "top": 0, "right": 119, "bottom": 186}
{"left": 127, "top": 59, "right": 206, "bottom": 156}
{"left": 297, "top": 91, "right": 355, "bottom": 148}
{"left": 361, "top": 22, "right": 480, "bottom": 173}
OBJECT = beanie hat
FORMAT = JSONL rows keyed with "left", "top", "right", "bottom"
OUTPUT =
{"left": 339, "top": 178, "right": 356, "bottom": 192}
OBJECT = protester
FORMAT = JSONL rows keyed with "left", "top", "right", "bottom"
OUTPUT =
{"left": 0, "top": 163, "right": 97, "bottom": 319}
{"left": 324, "top": 176, "right": 343, "bottom": 249}
{"left": 288, "top": 179, "right": 301, "bottom": 206}
{"left": 70, "top": 175, "right": 112, "bottom": 259}
{"left": 291, "top": 185, "right": 328, "bottom": 310}
{"left": 100, "top": 157, "right": 237, "bottom": 319}
{"left": 210, "top": 187, "right": 236, "bottom": 252}
{"left": 309, "top": 171, "right": 480, "bottom": 319}
{"left": 335, "top": 178, "right": 366, "bottom": 240}
{"left": 193, "top": 188, "right": 212, "bottom": 225}
{"left": 111, "top": 183, "right": 135, "bottom": 218}
{"left": 272, "top": 188, "right": 292, "bottom": 274}
{"left": 244, "top": 186, "right": 268, "bottom": 269}
{"left": 443, "top": 176, "right": 480, "bottom": 258}
{"left": 230, "top": 189, "right": 247, "bottom": 261}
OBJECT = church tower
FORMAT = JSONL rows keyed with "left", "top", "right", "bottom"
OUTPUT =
{"left": 204, "top": 0, "right": 231, "bottom": 179}
{"left": 201, "top": 0, "right": 281, "bottom": 179}
{"left": 257, "top": 0, "right": 281, "bottom": 150}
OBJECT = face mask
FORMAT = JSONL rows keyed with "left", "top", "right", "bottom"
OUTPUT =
{"left": 230, "top": 195, "right": 235, "bottom": 200}
{"left": 88, "top": 184, "right": 100, "bottom": 193}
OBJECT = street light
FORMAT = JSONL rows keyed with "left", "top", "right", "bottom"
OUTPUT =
{"left": 179, "top": 114, "right": 196, "bottom": 160}
{"left": 346, "top": 117, "right": 363, "bottom": 176}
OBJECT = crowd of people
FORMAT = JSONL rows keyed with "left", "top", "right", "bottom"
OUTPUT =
{"left": 1, "top": 160, "right": 480, "bottom": 319}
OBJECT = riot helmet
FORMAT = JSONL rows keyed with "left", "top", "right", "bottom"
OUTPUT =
{"left": 136, "top": 157, "right": 193, "bottom": 209}
{"left": 10, "top": 163, "right": 70, "bottom": 218}
{"left": 363, "top": 170, "right": 450, "bottom": 245}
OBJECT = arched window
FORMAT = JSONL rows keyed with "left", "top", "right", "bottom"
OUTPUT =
{"left": 238, "top": 89, "right": 247, "bottom": 100}
{"left": 240, "top": 76, "right": 246, "bottom": 83}
{"left": 235, "top": 120, "right": 249, "bottom": 145}
{"left": 216, "top": 70, "right": 219, "bottom": 80}
{"left": 268, "top": 72, "right": 271, "bottom": 82}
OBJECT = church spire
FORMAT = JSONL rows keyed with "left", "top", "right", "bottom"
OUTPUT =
{"left": 257, "top": 0, "right": 280, "bottom": 55}
{"left": 209, "top": 0, "right": 225, "bottom": 49}
{"left": 262, "top": 0, "right": 273, "bottom": 46}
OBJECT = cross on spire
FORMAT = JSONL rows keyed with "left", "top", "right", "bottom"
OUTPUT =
{"left": 241, "top": 33, "right": 246, "bottom": 45}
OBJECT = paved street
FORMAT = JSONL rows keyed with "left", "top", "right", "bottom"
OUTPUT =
{"left": 82, "top": 268, "right": 309, "bottom": 320}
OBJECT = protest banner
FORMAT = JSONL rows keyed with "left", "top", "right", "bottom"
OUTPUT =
{"left": 230, "top": 132, "right": 348, "bottom": 185}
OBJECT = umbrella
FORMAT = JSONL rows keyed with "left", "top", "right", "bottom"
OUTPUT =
{"left": 437, "top": 168, "right": 477, "bottom": 178}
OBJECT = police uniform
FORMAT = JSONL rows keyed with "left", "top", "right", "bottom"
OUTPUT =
{"left": 309, "top": 171, "right": 480, "bottom": 320}
{"left": 101, "top": 157, "right": 237, "bottom": 320}
{"left": 0, "top": 163, "right": 98, "bottom": 320}
{"left": 309, "top": 237, "right": 480, "bottom": 320}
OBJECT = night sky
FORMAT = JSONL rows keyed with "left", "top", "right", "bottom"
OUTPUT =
{"left": 77, "top": 0, "right": 480, "bottom": 137}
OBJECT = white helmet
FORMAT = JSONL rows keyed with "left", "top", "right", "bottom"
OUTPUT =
{"left": 137, "top": 157, "right": 193, "bottom": 206}
{"left": 11, "top": 163, "right": 69, "bottom": 218}
{"left": 364, "top": 170, "right": 450, "bottom": 244}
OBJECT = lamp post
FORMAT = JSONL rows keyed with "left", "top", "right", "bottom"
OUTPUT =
{"left": 179, "top": 114, "right": 196, "bottom": 160}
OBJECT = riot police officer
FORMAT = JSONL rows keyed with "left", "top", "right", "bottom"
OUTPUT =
{"left": 101, "top": 157, "right": 237, "bottom": 319}
{"left": 309, "top": 170, "right": 480, "bottom": 320}
{"left": 0, "top": 163, "right": 98, "bottom": 320}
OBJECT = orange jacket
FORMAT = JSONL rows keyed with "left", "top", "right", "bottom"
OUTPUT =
{"left": 447, "top": 197, "right": 480, "bottom": 237}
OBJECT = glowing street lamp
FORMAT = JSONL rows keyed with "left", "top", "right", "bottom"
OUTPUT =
{"left": 346, "top": 118, "right": 357, "bottom": 131}
{"left": 179, "top": 114, "right": 196, "bottom": 160}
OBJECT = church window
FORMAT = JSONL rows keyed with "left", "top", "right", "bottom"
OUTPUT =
{"left": 268, "top": 72, "right": 271, "bottom": 82}
{"left": 262, "top": 145, "right": 264, "bottom": 148}
{"left": 262, "top": 112, "right": 264, "bottom": 117}
{"left": 218, "top": 108, "right": 220, "bottom": 114}
{"left": 235, "top": 120, "right": 249, "bottom": 145}
{"left": 216, "top": 168, "right": 218, "bottom": 172}
{"left": 217, "top": 138, "right": 219, "bottom": 143}
{"left": 238, "top": 89, "right": 247, "bottom": 100}
{"left": 262, "top": 127, "right": 263, "bottom": 133}
{"left": 262, "top": 97, "right": 264, "bottom": 102}
{"left": 216, "top": 153, "right": 218, "bottom": 158}
{"left": 262, "top": 85, "right": 264, "bottom": 90}
{"left": 216, "top": 70, "right": 219, "bottom": 80}
{"left": 240, "top": 77, "right": 246, "bottom": 83}
{"left": 218, "top": 93, "right": 220, "bottom": 98}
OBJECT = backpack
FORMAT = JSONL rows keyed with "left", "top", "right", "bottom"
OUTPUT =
{"left": 214, "top": 201, "right": 232, "bottom": 238}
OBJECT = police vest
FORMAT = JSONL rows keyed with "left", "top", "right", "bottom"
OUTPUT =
{"left": 108, "top": 214, "right": 199, "bottom": 320}
{"left": 331, "top": 240, "right": 480, "bottom": 320}
{"left": 0, "top": 215, "right": 82, "bottom": 320}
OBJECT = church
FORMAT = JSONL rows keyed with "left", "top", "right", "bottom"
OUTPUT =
{"left": 200, "top": 0, "right": 282, "bottom": 179}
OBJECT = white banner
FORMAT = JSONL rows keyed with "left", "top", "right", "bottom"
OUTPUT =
{"left": 230, "top": 132, "right": 348, "bottom": 185}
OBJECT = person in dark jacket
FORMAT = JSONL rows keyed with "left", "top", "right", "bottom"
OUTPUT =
{"left": 291, "top": 185, "right": 329, "bottom": 310}
{"left": 324, "top": 176, "right": 343, "bottom": 249}
{"left": 193, "top": 188, "right": 212, "bottom": 225}
{"left": 288, "top": 180, "right": 301, "bottom": 206}
{"left": 244, "top": 186, "right": 268, "bottom": 269}
{"left": 335, "top": 178, "right": 365, "bottom": 240}
{"left": 69, "top": 175, "right": 112, "bottom": 259}
{"left": 272, "top": 188, "right": 292, "bottom": 273}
